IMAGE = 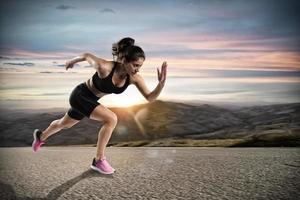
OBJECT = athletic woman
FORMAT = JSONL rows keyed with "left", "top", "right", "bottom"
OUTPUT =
{"left": 32, "top": 37, "right": 168, "bottom": 174}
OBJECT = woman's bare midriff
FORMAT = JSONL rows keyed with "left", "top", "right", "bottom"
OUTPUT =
{"left": 85, "top": 78, "right": 108, "bottom": 98}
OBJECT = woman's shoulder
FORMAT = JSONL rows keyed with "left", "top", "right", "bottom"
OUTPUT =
{"left": 104, "top": 60, "right": 116, "bottom": 71}
{"left": 95, "top": 60, "right": 115, "bottom": 78}
{"left": 129, "top": 73, "right": 143, "bottom": 84}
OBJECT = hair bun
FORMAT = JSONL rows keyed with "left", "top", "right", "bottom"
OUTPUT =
{"left": 118, "top": 37, "right": 135, "bottom": 52}
{"left": 112, "top": 37, "right": 140, "bottom": 61}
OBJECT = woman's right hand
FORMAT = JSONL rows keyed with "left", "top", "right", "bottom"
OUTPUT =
{"left": 65, "top": 60, "right": 74, "bottom": 71}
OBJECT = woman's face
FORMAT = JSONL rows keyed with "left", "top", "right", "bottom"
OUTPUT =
{"left": 124, "top": 57, "right": 144, "bottom": 75}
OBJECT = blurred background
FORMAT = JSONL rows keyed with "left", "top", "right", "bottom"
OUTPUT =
{"left": 0, "top": 0, "right": 299, "bottom": 147}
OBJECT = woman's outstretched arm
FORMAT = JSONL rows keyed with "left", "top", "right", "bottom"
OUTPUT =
{"left": 133, "top": 61, "right": 168, "bottom": 102}
{"left": 65, "top": 53, "right": 105, "bottom": 70}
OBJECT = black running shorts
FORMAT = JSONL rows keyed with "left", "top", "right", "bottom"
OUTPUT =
{"left": 67, "top": 83, "right": 100, "bottom": 120}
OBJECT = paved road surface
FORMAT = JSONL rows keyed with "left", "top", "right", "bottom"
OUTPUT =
{"left": 0, "top": 147, "right": 299, "bottom": 200}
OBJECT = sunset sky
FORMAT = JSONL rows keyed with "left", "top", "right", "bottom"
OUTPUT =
{"left": 0, "top": 0, "right": 299, "bottom": 110}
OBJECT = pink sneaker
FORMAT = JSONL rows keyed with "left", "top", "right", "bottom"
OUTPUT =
{"left": 32, "top": 129, "right": 45, "bottom": 152}
{"left": 90, "top": 157, "right": 115, "bottom": 174}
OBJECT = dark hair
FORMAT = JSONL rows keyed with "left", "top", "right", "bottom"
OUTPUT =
{"left": 112, "top": 37, "right": 145, "bottom": 62}
{"left": 123, "top": 45, "right": 145, "bottom": 62}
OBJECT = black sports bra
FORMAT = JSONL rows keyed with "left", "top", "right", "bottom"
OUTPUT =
{"left": 92, "top": 62, "right": 130, "bottom": 94}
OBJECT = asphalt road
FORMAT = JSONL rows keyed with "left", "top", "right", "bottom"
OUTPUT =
{"left": 0, "top": 147, "right": 299, "bottom": 200}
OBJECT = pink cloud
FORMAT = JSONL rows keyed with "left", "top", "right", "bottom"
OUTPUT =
{"left": 1, "top": 48, "right": 78, "bottom": 59}
{"left": 138, "top": 32, "right": 300, "bottom": 71}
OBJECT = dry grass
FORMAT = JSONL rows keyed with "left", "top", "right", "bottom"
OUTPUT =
{"left": 110, "top": 138, "right": 246, "bottom": 147}
{"left": 110, "top": 132, "right": 300, "bottom": 147}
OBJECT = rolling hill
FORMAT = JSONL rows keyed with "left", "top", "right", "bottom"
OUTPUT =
{"left": 0, "top": 100, "right": 299, "bottom": 147}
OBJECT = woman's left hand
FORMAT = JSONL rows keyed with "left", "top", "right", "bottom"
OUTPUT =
{"left": 157, "top": 61, "right": 167, "bottom": 87}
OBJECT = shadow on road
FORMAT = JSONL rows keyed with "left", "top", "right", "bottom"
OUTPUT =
{"left": 46, "top": 169, "right": 113, "bottom": 200}
{"left": 0, "top": 181, "right": 17, "bottom": 199}
{"left": 0, "top": 169, "right": 113, "bottom": 200}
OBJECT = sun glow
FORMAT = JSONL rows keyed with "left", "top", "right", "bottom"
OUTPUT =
{"left": 100, "top": 86, "right": 148, "bottom": 107}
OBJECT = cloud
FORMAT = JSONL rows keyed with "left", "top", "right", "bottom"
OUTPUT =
{"left": 0, "top": 67, "right": 25, "bottom": 72}
{"left": 22, "top": 93, "right": 68, "bottom": 96}
{"left": 0, "top": 48, "right": 78, "bottom": 59}
{"left": 39, "top": 71, "right": 76, "bottom": 74}
{"left": 166, "top": 69, "right": 300, "bottom": 79}
{"left": 0, "top": 56, "right": 12, "bottom": 59}
{"left": 52, "top": 62, "right": 68, "bottom": 68}
{"left": 56, "top": 64, "right": 66, "bottom": 67}
{"left": 192, "top": 89, "right": 249, "bottom": 95}
{"left": 3, "top": 62, "right": 35, "bottom": 66}
{"left": 56, "top": 5, "right": 76, "bottom": 10}
{"left": 99, "top": 8, "right": 115, "bottom": 14}
{"left": 52, "top": 63, "right": 80, "bottom": 68}
{"left": 187, "top": 0, "right": 300, "bottom": 38}
{"left": 206, "top": 69, "right": 300, "bottom": 78}
{"left": 1, "top": 0, "right": 299, "bottom": 73}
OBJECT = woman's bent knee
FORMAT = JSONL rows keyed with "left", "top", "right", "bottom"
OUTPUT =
{"left": 104, "top": 113, "right": 118, "bottom": 127}
{"left": 90, "top": 105, "right": 118, "bottom": 127}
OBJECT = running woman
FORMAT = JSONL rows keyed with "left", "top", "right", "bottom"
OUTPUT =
{"left": 32, "top": 37, "right": 168, "bottom": 174}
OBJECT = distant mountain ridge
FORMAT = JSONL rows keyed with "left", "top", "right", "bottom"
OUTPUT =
{"left": 0, "top": 100, "right": 299, "bottom": 147}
